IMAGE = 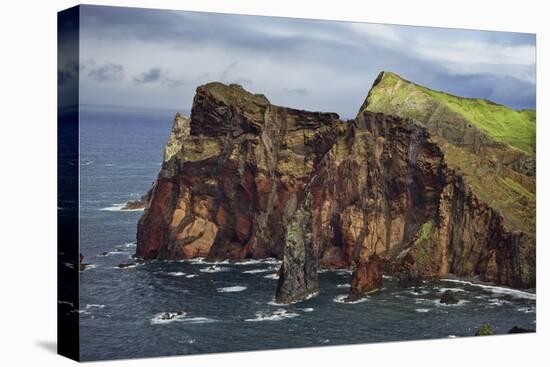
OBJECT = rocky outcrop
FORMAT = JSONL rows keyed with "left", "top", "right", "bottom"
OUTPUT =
{"left": 122, "top": 188, "right": 153, "bottom": 210}
{"left": 135, "top": 76, "right": 535, "bottom": 303}
{"left": 439, "top": 290, "right": 459, "bottom": 304}
{"left": 275, "top": 193, "right": 319, "bottom": 303}
{"left": 349, "top": 255, "right": 382, "bottom": 300}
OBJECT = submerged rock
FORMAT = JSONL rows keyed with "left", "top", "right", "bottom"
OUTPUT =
{"left": 475, "top": 323, "right": 495, "bottom": 336}
{"left": 507, "top": 326, "right": 535, "bottom": 334}
{"left": 117, "top": 258, "right": 144, "bottom": 268}
{"left": 439, "top": 290, "right": 459, "bottom": 305}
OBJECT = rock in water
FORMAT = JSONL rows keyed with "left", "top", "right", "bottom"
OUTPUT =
{"left": 349, "top": 255, "right": 382, "bottom": 300}
{"left": 122, "top": 187, "right": 153, "bottom": 210}
{"left": 439, "top": 290, "right": 459, "bottom": 304}
{"left": 275, "top": 194, "right": 319, "bottom": 304}
{"left": 507, "top": 326, "right": 535, "bottom": 334}
{"left": 475, "top": 324, "right": 495, "bottom": 336}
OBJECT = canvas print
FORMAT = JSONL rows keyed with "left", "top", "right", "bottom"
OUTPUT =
{"left": 58, "top": 5, "right": 536, "bottom": 362}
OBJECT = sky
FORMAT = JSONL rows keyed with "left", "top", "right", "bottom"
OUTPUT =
{"left": 71, "top": 5, "right": 536, "bottom": 118}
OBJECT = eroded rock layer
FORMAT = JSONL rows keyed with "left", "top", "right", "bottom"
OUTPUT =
{"left": 135, "top": 79, "right": 535, "bottom": 302}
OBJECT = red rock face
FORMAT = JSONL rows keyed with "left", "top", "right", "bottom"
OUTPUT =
{"left": 135, "top": 82, "right": 535, "bottom": 298}
{"left": 349, "top": 255, "right": 383, "bottom": 299}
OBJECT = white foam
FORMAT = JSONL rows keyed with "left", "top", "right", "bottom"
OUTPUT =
{"left": 199, "top": 266, "right": 229, "bottom": 273}
{"left": 517, "top": 307, "right": 535, "bottom": 314}
{"left": 405, "top": 289, "right": 430, "bottom": 296}
{"left": 186, "top": 274, "right": 198, "bottom": 278}
{"left": 415, "top": 308, "right": 431, "bottom": 313}
{"left": 217, "top": 286, "right": 247, "bottom": 293}
{"left": 150, "top": 312, "right": 187, "bottom": 324}
{"left": 434, "top": 299, "right": 470, "bottom": 307}
{"left": 382, "top": 275, "right": 396, "bottom": 280}
{"left": 85, "top": 304, "right": 105, "bottom": 309}
{"left": 117, "top": 242, "right": 136, "bottom": 248}
{"left": 336, "top": 269, "right": 353, "bottom": 275}
{"left": 230, "top": 258, "right": 282, "bottom": 266}
{"left": 267, "top": 291, "right": 319, "bottom": 306}
{"left": 100, "top": 203, "right": 144, "bottom": 212}
{"left": 166, "top": 271, "right": 186, "bottom": 276}
{"left": 487, "top": 298, "right": 513, "bottom": 307}
{"left": 263, "top": 273, "right": 279, "bottom": 280}
{"left": 441, "top": 278, "right": 536, "bottom": 300}
{"left": 437, "top": 287, "right": 466, "bottom": 293}
{"left": 333, "top": 294, "right": 368, "bottom": 304}
{"left": 243, "top": 268, "right": 272, "bottom": 274}
{"left": 103, "top": 251, "right": 130, "bottom": 256}
{"left": 245, "top": 309, "right": 299, "bottom": 322}
{"left": 301, "top": 308, "right": 314, "bottom": 312}
{"left": 336, "top": 283, "right": 350, "bottom": 288}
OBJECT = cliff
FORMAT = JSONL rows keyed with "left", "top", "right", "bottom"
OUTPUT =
{"left": 135, "top": 75, "right": 535, "bottom": 303}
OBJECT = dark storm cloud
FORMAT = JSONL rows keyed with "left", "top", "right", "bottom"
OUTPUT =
{"left": 134, "top": 68, "right": 161, "bottom": 83}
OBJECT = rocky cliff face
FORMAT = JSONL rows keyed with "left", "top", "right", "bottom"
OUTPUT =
{"left": 135, "top": 77, "right": 535, "bottom": 303}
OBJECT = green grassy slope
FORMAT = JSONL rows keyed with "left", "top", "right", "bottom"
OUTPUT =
{"left": 364, "top": 71, "right": 536, "bottom": 154}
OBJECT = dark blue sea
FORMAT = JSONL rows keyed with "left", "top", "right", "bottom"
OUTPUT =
{"left": 78, "top": 104, "right": 536, "bottom": 361}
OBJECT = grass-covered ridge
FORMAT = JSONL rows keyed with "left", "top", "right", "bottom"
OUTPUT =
{"left": 422, "top": 88, "right": 535, "bottom": 154}
{"left": 363, "top": 71, "right": 535, "bottom": 233}
{"left": 365, "top": 71, "right": 536, "bottom": 154}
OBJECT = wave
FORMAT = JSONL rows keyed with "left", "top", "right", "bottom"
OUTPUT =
{"left": 333, "top": 294, "right": 368, "bottom": 304}
{"left": 301, "top": 308, "right": 314, "bottom": 312}
{"left": 415, "top": 308, "right": 431, "bottom": 313}
{"left": 267, "top": 292, "right": 319, "bottom": 306}
{"left": 186, "top": 274, "right": 198, "bottom": 278}
{"left": 116, "top": 242, "right": 137, "bottom": 249}
{"left": 245, "top": 309, "right": 299, "bottom": 322}
{"left": 336, "top": 283, "right": 350, "bottom": 288}
{"left": 217, "top": 286, "right": 247, "bottom": 293}
{"left": 85, "top": 304, "right": 105, "bottom": 309}
{"left": 164, "top": 271, "right": 186, "bottom": 276}
{"left": 150, "top": 312, "right": 217, "bottom": 325}
{"left": 487, "top": 298, "right": 513, "bottom": 307}
{"left": 336, "top": 269, "right": 353, "bottom": 275}
{"left": 99, "top": 251, "right": 131, "bottom": 257}
{"left": 100, "top": 203, "right": 144, "bottom": 212}
{"left": 243, "top": 266, "right": 279, "bottom": 274}
{"left": 263, "top": 273, "right": 279, "bottom": 280}
{"left": 517, "top": 306, "right": 536, "bottom": 314}
{"left": 440, "top": 278, "right": 536, "bottom": 300}
{"left": 199, "top": 266, "right": 229, "bottom": 273}
{"left": 243, "top": 268, "right": 271, "bottom": 274}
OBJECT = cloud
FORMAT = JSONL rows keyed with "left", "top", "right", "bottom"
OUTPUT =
{"left": 77, "top": 5, "right": 536, "bottom": 113}
{"left": 283, "top": 87, "right": 309, "bottom": 96}
{"left": 134, "top": 67, "right": 161, "bottom": 83}
{"left": 83, "top": 59, "right": 124, "bottom": 82}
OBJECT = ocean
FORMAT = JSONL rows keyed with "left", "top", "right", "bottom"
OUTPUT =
{"left": 78, "top": 104, "right": 536, "bottom": 361}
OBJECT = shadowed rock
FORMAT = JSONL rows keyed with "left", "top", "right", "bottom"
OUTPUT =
{"left": 275, "top": 194, "right": 319, "bottom": 304}
{"left": 439, "top": 290, "right": 459, "bottom": 304}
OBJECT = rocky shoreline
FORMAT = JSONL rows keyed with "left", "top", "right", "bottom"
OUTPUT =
{"left": 130, "top": 74, "right": 535, "bottom": 304}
